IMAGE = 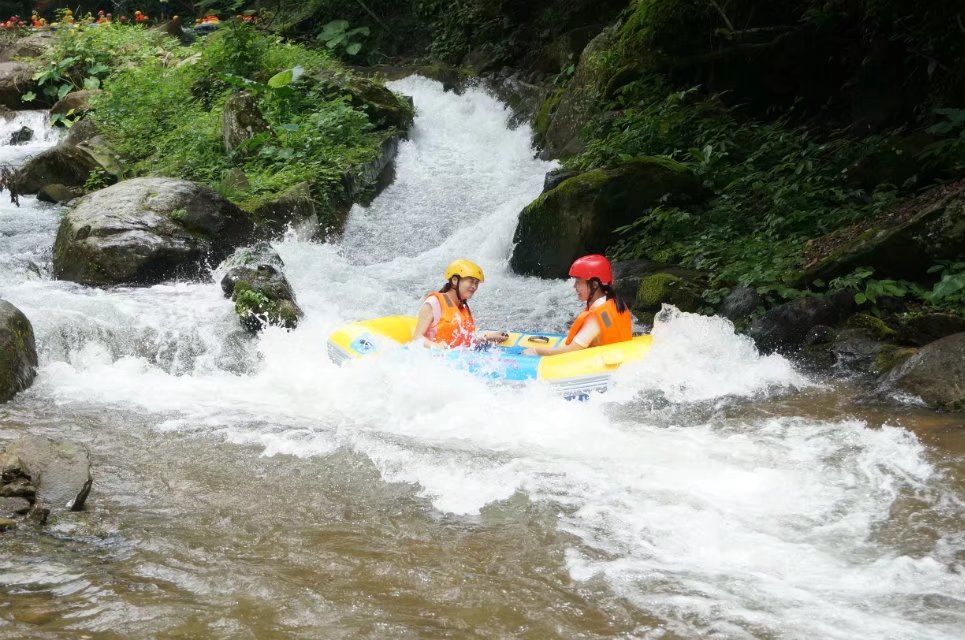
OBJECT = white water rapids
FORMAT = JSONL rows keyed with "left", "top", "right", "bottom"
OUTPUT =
{"left": 0, "top": 77, "right": 963, "bottom": 639}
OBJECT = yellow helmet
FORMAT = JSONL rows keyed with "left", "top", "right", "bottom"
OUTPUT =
{"left": 445, "top": 259, "right": 485, "bottom": 283}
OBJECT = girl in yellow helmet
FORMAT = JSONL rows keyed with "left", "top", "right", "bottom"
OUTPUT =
{"left": 412, "top": 259, "right": 508, "bottom": 348}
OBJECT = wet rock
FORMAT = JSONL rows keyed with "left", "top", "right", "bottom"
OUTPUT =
{"left": 718, "top": 287, "right": 761, "bottom": 323}
{"left": 51, "top": 89, "right": 101, "bottom": 116}
{"left": 541, "top": 25, "right": 617, "bottom": 158}
{"left": 0, "top": 517, "right": 16, "bottom": 531}
{"left": 893, "top": 312, "right": 965, "bottom": 347}
{"left": 1, "top": 448, "right": 28, "bottom": 483}
{"left": 37, "top": 183, "right": 83, "bottom": 204}
{"left": 0, "top": 61, "right": 40, "bottom": 109}
{"left": 748, "top": 291, "right": 856, "bottom": 354}
{"left": 0, "top": 478, "right": 35, "bottom": 499}
{"left": 64, "top": 117, "right": 99, "bottom": 146}
{"left": 341, "top": 135, "right": 401, "bottom": 205}
{"left": 0, "top": 497, "right": 31, "bottom": 516}
{"left": 803, "top": 325, "right": 836, "bottom": 347}
{"left": 222, "top": 91, "right": 270, "bottom": 154}
{"left": 9, "top": 144, "right": 102, "bottom": 194}
{"left": 831, "top": 328, "right": 887, "bottom": 374}
{"left": 220, "top": 243, "right": 303, "bottom": 332}
{"left": 879, "top": 332, "right": 965, "bottom": 411}
{"left": 9, "top": 125, "right": 32, "bottom": 144}
{"left": 53, "top": 177, "right": 256, "bottom": 286}
{"left": 0, "top": 299, "right": 38, "bottom": 403}
{"left": 510, "top": 157, "right": 704, "bottom": 279}
{"left": 477, "top": 71, "right": 549, "bottom": 128}
{"left": 542, "top": 167, "right": 579, "bottom": 192}
{"left": 249, "top": 182, "right": 317, "bottom": 238}
{"left": 634, "top": 271, "right": 704, "bottom": 322}
{"left": 5, "top": 437, "right": 93, "bottom": 522}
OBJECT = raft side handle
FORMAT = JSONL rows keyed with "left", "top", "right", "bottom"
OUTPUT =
{"left": 528, "top": 336, "right": 550, "bottom": 344}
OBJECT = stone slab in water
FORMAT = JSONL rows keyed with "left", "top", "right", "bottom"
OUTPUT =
{"left": 6, "top": 436, "right": 92, "bottom": 520}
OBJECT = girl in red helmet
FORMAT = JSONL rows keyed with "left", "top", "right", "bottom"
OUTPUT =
{"left": 524, "top": 254, "right": 632, "bottom": 356}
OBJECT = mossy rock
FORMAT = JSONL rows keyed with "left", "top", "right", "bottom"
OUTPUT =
{"left": 535, "top": 88, "right": 564, "bottom": 141}
{"left": 873, "top": 345, "right": 917, "bottom": 375}
{"left": 635, "top": 272, "right": 702, "bottom": 314}
{"left": 510, "top": 156, "right": 704, "bottom": 278}
{"left": 845, "top": 313, "right": 897, "bottom": 341}
{"left": 220, "top": 247, "right": 303, "bottom": 333}
{"left": 0, "top": 300, "right": 38, "bottom": 404}
{"left": 879, "top": 332, "right": 965, "bottom": 412}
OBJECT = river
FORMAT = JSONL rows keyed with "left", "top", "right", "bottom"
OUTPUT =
{"left": 0, "top": 76, "right": 963, "bottom": 639}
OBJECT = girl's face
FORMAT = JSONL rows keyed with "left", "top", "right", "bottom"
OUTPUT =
{"left": 456, "top": 277, "right": 480, "bottom": 300}
{"left": 573, "top": 278, "right": 591, "bottom": 302}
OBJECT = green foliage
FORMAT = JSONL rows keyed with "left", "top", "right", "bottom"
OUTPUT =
{"left": 83, "top": 167, "right": 112, "bottom": 192}
{"left": 925, "top": 262, "right": 965, "bottom": 307}
{"left": 826, "top": 267, "right": 953, "bottom": 313}
{"left": 25, "top": 23, "right": 173, "bottom": 107}
{"left": 919, "top": 108, "right": 965, "bottom": 171}
{"left": 317, "top": 19, "right": 369, "bottom": 57}
{"left": 91, "top": 23, "right": 393, "bottom": 226}
{"left": 594, "top": 80, "right": 890, "bottom": 294}
{"left": 234, "top": 287, "right": 276, "bottom": 317}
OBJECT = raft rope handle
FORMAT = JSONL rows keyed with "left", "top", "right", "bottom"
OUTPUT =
{"left": 528, "top": 336, "right": 550, "bottom": 343}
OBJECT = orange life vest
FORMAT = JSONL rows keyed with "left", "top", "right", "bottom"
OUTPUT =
{"left": 425, "top": 291, "right": 475, "bottom": 348}
{"left": 564, "top": 297, "right": 632, "bottom": 347}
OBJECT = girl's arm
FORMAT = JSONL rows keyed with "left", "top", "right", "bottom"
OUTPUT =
{"left": 411, "top": 302, "right": 442, "bottom": 348}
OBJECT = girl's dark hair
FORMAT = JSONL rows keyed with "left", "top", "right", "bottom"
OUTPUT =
{"left": 589, "top": 279, "right": 628, "bottom": 313}
{"left": 603, "top": 284, "right": 629, "bottom": 313}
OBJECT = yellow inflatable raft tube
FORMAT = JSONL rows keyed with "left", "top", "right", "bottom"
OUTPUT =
{"left": 328, "top": 315, "right": 653, "bottom": 396}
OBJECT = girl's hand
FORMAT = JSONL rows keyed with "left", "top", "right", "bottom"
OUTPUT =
{"left": 522, "top": 347, "right": 539, "bottom": 356}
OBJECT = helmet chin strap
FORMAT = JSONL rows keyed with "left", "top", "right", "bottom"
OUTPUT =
{"left": 586, "top": 279, "right": 602, "bottom": 309}
{"left": 452, "top": 276, "right": 467, "bottom": 305}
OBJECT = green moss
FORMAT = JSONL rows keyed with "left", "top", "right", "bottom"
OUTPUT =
{"left": 636, "top": 272, "right": 702, "bottom": 312}
{"left": 846, "top": 313, "right": 897, "bottom": 340}
{"left": 873, "top": 345, "right": 917, "bottom": 375}
{"left": 535, "top": 88, "right": 564, "bottom": 138}
{"left": 167, "top": 208, "right": 188, "bottom": 223}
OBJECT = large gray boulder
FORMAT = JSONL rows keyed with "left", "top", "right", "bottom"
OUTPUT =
{"left": 0, "top": 300, "right": 38, "bottom": 404}
{"left": 510, "top": 157, "right": 704, "bottom": 279}
{"left": 53, "top": 177, "right": 256, "bottom": 286}
{"left": 879, "top": 332, "right": 965, "bottom": 411}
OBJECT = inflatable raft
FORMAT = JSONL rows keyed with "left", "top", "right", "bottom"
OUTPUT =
{"left": 327, "top": 316, "right": 653, "bottom": 397}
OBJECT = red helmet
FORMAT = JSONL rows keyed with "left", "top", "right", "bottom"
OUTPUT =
{"left": 569, "top": 254, "right": 613, "bottom": 285}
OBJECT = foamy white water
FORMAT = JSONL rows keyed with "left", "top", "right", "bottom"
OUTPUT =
{"left": 1, "top": 78, "right": 962, "bottom": 639}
